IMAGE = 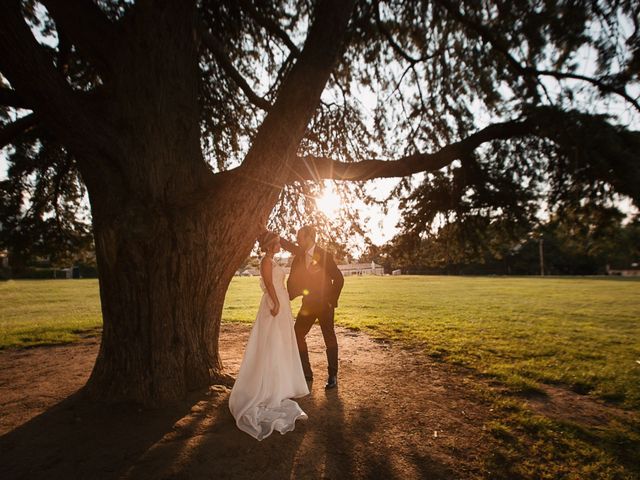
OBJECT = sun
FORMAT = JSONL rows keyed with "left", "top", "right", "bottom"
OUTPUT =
{"left": 315, "top": 185, "right": 341, "bottom": 217}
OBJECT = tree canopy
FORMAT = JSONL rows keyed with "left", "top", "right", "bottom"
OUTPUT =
{"left": 1, "top": 0, "right": 639, "bottom": 257}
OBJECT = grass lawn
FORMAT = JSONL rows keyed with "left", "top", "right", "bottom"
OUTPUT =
{"left": 2, "top": 275, "right": 640, "bottom": 478}
{"left": 337, "top": 276, "right": 640, "bottom": 408}
{"left": 0, "top": 279, "right": 103, "bottom": 349}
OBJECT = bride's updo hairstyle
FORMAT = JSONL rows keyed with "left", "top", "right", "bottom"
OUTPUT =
{"left": 257, "top": 231, "right": 278, "bottom": 253}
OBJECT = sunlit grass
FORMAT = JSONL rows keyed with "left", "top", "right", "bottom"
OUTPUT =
{"left": 0, "top": 279, "right": 102, "bottom": 348}
{"left": 336, "top": 276, "right": 640, "bottom": 409}
{"left": 231, "top": 275, "right": 640, "bottom": 408}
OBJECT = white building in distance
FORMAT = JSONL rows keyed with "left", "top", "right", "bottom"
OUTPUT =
{"left": 338, "top": 261, "right": 384, "bottom": 276}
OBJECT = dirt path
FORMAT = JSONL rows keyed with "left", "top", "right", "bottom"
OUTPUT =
{"left": 1, "top": 323, "right": 629, "bottom": 479}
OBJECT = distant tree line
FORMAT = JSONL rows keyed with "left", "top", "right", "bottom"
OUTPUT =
{"left": 361, "top": 205, "right": 640, "bottom": 276}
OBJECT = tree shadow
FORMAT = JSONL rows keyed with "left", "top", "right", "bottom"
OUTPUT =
{"left": 312, "top": 389, "right": 458, "bottom": 479}
{"left": 0, "top": 387, "right": 207, "bottom": 480}
{"left": 2, "top": 384, "right": 462, "bottom": 479}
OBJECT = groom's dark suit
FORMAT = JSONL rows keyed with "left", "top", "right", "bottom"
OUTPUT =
{"left": 280, "top": 238, "right": 344, "bottom": 378}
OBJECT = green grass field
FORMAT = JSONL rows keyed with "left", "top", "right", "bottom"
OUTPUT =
{"left": 0, "top": 279, "right": 103, "bottom": 348}
{"left": 1, "top": 275, "right": 639, "bottom": 477}
{"left": 344, "top": 276, "right": 640, "bottom": 405}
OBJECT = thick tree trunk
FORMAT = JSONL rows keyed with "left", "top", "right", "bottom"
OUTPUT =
{"left": 84, "top": 196, "right": 245, "bottom": 406}
{"left": 79, "top": 3, "right": 233, "bottom": 406}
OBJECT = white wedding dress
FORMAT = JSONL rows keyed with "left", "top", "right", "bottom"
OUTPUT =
{"left": 229, "top": 257, "right": 309, "bottom": 440}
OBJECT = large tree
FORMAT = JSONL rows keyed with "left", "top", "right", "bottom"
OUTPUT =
{"left": 0, "top": 0, "right": 638, "bottom": 405}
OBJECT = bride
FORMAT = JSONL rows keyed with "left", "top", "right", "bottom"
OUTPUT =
{"left": 229, "top": 231, "right": 310, "bottom": 440}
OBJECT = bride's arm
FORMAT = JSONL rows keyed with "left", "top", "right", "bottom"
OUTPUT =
{"left": 260, "top": 258, "right": 280, "bottom": 316}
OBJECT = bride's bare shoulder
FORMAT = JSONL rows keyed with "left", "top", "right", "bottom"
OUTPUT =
{"left": 260, "top": 256, "right": 275, "bottom": 274}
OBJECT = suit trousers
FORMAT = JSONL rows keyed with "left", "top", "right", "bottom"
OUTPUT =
{"left": 294, "top": 301, "right": 338, "bottom": 377}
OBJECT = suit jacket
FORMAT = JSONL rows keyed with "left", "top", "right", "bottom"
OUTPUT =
{"left": 280, "top": 238, "right": 344, "bottom": 308}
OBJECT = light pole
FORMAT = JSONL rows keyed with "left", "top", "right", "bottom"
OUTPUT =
{"left": 539, "top": 237, "right": 545, "bottom": 277}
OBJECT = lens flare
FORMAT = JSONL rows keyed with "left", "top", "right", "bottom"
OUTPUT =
{"left": 315, "top": 185, "right": 341, "bottom": 217}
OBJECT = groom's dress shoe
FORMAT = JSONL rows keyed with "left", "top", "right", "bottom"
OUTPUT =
{"left": 325, "top": 376, "right": 337, "bottom": 389}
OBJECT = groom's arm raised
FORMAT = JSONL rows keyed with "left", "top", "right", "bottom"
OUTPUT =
{"left": 279, "top": 236, "right": 304, "bottom": 257}
{"left": 277, "top": 235, "right": 304, "bottom": 300}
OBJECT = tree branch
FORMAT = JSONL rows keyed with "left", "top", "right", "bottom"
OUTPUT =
{"left": 0, "top": 113, "right": 38, "bottom": 149}
{"left": 437, "top": 0, "right": 640, "bottom": 113}
{"left": 199, "top": 26, "right": 272, "bottom": 111}
{"left": 525, "top": 68, "right": 640, "bottom": 113}
{"left": 0, "top": 2, "right": 78, "bottom": 125}
{"left": 213, "top": 0, "right": 356, "bottom": 258}
{"left": 238, "top": 0, "right": 300, "bottom": 56}
{"left": 0, "top": 87, "right": 30, "bottom": 109}
{"left": 236, "top": 0, "right": 356, "bottom": 180}
{"left": 374, "top": 1, "right": 427, "bottom": 65}
{"left": 287, "top": 118, "right": 534, "bottom": 182}
{"left": 0, "top": 1, "right": 113, "bottom": 186}
{"left": 40, "top": 0, "right": 115, "bottom": 72}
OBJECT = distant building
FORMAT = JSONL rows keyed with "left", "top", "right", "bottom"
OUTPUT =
{"left": 606, "top": 263, "right": 640, "bottom": 277}
{"left": 338, "top": 261, "right": 384, "bottom": 276}
{"left": 391, "top": 269, "right": 402, "bottom": 276}
{"left": 235, "top": 267, "right": 258, "bottom": 276}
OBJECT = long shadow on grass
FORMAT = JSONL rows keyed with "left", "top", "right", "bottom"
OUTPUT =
{"left": 563, "top": 418, "right": 640, "bottom": 476}
{"left": 0, "top": 386, "right": 458, "bottom": 480}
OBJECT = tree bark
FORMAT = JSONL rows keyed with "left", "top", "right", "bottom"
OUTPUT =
{"left": 75, "top": 1, "right": 227, "bottom": 405}
{"left": 84, "top": 198, "right": 238, "bottom": 405}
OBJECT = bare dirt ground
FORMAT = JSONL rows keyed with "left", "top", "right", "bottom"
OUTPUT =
{"left": 0, "top": 323, "right": 632, "bottom": 480}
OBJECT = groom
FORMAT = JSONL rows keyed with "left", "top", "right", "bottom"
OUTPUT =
{"left": 279, "top": 226, "right": 344, "bottom": 389}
